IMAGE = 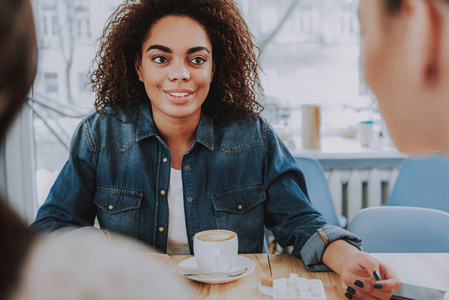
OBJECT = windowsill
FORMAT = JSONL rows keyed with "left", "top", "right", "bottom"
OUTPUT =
{"left": 287, "top": 136, "right": 407, "bottom": 169}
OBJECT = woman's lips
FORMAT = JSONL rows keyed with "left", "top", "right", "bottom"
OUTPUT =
{"left": 164, "top": 90, "right": 194, "bottom": 104}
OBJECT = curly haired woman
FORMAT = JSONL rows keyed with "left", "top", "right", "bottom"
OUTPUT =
{"left": 31, "top": 0, "right": 399, "bottom": 298}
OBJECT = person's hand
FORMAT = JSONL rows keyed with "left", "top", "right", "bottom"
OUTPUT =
{"left": 340, "top": 251, "right": 400, "bottom": 299}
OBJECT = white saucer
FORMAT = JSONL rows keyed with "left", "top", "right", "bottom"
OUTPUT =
{"left": 177, "top": 255, "right": 255, "bottom": 284}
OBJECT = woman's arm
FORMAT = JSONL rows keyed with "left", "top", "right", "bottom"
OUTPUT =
{"left": 263, "top": 120, "right": 362, "bottom": 270}
{"left": 30, "top": 118, "right": 98, "bottom": 232}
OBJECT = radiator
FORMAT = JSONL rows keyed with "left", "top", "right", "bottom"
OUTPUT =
{"left": 324, "top": 168, "right": 400, "bottom": 222}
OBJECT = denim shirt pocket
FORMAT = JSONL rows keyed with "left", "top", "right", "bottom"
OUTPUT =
{"left": 212, "top": 185, "right": 266, "bottom": 253}
{"left": 94, "top": 186, "right": 143, "bottom": 239}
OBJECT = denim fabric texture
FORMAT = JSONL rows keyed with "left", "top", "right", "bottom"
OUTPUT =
{"left": 30, "top": 100, "right": 361, "bottom": 270}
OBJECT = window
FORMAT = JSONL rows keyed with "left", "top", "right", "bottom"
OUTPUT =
{"left": 76, "top": 18, "right": 91, "bottom": 38}
{"left": 27, "top": 0, "right": 374, "bottom": 212}
{"left": 237, "top": 0, "right": 375, "bottom": 138}
{"left": 38, "top": 0, "right": 58, "bottom": 40}
{"left": 43, "top": 72, "right": 58, "bottom": 94}
{"left": 31, "top": 0, "right": 114, "bottom": 207}
{"left": 74, "top": 2, "right": 92, "bottom": 38}
{"left": 51, "top": 15, "right": 59, "bottom": 35}
{"left": 42, "top": 16, "right": 48, "bottom": 36}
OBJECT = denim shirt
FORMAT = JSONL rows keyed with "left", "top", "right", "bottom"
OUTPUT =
{"left": 31, "top": 100, "right": 361, "bottom": 271}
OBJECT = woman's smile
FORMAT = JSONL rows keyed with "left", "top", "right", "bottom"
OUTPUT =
{"left": 164, "top": 89, "right": 195, "bottom": 104}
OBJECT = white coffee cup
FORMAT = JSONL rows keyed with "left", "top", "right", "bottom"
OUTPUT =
{"left": 193, "top": 229, "right": 238, "bottom": 274}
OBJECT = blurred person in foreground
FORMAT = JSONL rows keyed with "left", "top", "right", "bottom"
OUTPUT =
{"left": 357, "top": 0, "right": 449, "bottom": 297}
{"left": 31, "top": 0, "right": 399, "bottom": 298}
{"left": 359, "top": 0, "right": 449, "bottom": 156}
{"left": 0, "top": 0, "right": 194, "bottom": 299}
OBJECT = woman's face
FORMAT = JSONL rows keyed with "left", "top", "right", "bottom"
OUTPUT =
{"left": 358, "top": 0, "right": 449, "bottom": 155}
{"left": 135, "top": 15, "right": 214, "bottom": 123}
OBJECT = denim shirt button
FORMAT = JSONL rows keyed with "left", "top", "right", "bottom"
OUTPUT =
{"left": 187, "top": 197, "right": 193, "bottom": 202}
{"left": 108, "top": 205, "right": 113, "bottom": 210}
{"left": 159, "top": 227, "right": 164, "bottom": 232}
{"left": 162, "top": 158, "right": 168, "bottom": 163}
{"left": 237, "top": 204, "right": 243, "bottom": 210}
{"left": 160, "top": 190, "right": 166, "bottom": 195}
{"left": 185, "top": 165, "right": 190, "bottom": 170}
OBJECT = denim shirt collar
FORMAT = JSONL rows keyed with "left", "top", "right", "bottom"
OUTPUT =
{"left": 194, "top": 112, "right": 214, "bottom": 151}
{"left": 135, "top": 100, "right": 215, "bottom": 151}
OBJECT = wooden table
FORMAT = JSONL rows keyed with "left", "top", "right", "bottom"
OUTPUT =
{"left": 170, "top": 253, "right": 449, "bottom": 300}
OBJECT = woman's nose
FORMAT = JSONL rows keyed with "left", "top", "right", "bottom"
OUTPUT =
{"left": 168, "top": 62, "right": 190, "bottom": 81}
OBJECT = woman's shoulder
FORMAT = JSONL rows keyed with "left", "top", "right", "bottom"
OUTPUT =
{"left": 219, "top": 115, "right": 275, "bottom": 135}
{"left": 219, "top": 114, "right": 268, "bottom": 129}
{"left": 84, "top": 105, "right": 139, "bottom": 127}
{"left": 77, "top": 105, "right": 141, "bottom": 151}
{"left": 213, "top": 115, "right": 273, "bottom": 152}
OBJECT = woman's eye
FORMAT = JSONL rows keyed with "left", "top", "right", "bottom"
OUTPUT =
{"left": 191, "top": 57, "right": 205, "bottom": 65}
{"left": 153, "top": 56, "right": 168, "bottom": 64}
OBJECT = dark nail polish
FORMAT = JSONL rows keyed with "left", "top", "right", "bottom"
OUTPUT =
{"left": 374, "top": 283, "right": 383, "bottom": 289}
{"left": 345, "top": 292, "right": 353, "bottom": 299}
{"left": 346, "top": 286, "right": 356, "bottom": 294}
{"left": 354, "top": 280, "right": 364, "bottom": 288}
{"left": 373, "top": 270, "right": 382, "bottom": 281}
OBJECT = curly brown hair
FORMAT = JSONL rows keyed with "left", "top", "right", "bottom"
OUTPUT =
{"left": 91, "top": 0, "right": 264, "bottom": 122}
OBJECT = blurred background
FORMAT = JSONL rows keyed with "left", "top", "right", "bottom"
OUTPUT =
{"left": 1, "top": 0, "right": 406, "bottom": 225}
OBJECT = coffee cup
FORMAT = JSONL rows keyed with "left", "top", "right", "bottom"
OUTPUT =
{"left": 193, "top": 229, "right": 238, "bottom": 274}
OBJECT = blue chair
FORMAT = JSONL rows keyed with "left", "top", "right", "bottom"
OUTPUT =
{"left": 387, "top": 153, "right": 449, "bottom": 214}
{"left": 347, "top": 206, "right": 449, "bottom": 253}
{"left": 295, "top": 157, "right": 347, "bottom": 227}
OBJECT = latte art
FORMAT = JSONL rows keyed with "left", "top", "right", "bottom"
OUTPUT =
{"left": 195, "top": 230, "right": 236, "bottom": 242}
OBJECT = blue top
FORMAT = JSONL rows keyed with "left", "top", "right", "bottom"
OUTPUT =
{"left": 30, "top": 100, "right": 361, "bottom": 271}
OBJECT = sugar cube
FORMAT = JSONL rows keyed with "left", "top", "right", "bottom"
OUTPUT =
{"left": 310, "top": 282, "right": 322, "bottom": 297}
{"left": 276, "top": 286, "right": 287, "bottom": 297}
{"left": 286, "top": 287, "right": 297, "bottom": 297}
{"left": 296, "top": 281, "right": 309, "bottom": 293}
{"left": 288, "top": 273, "right": 298, "bottom": 287}
{"left": 274, "top": 277, "right": 287, "bottom": 288}
{"left": 268, "top": 273, "right": 326, "bottom": 299}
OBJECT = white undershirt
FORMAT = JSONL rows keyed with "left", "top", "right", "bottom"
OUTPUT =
{"left": 167, "top": 168, "right": 190, "bottom": 254}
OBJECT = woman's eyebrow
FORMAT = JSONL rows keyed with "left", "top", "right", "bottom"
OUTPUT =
{"left": 146, "top": 45, "right": 210, "bottom": 54}
{"left": 146, "top": 44, "right": 171, "bottom": 53}
{"left": 187, "top": 46, "right": 210, "bottom": 54}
